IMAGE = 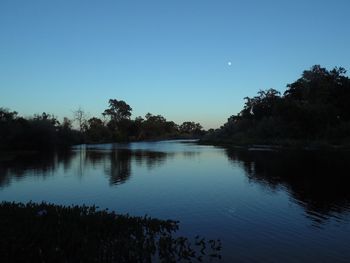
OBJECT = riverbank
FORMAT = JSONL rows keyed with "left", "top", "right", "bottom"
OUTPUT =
{"left": 199, "top": 138, "right": 350, "bottom": 151}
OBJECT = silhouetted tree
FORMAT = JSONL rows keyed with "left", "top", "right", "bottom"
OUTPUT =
{"left": 103, "top": 99, "right": 132, "bottom": 122}
{"left": 240, "top": 89, "right": 281, "bottom": 120}
{"left": 0, "top": 109, "right": 81, "bottom": 150}
{"left": 204, "top": 65, "right": 350, "bottom": 145}
{"left": 73, "top": 107, "right": 87, "bottom": 133}
{"left": 0, "top": 108, "right": 18, "bottom": 121}
{"left": 139, "top": 113, "right": 180, "bottom": 139}
{"left": 101, "top": 99, "right": 133, "bottom": 141}
{"left": 179, "top": 121, "right": 203, "bottom": 136}
{"left": 1, "top": 99, "right": 207, "bottom": 149}
{"left": 85, "top": 117, "right": 111, "bottom": 143}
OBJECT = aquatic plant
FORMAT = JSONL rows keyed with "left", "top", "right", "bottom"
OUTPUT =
{"left": 0, "top": 202, "right": 221, "bottom": 262}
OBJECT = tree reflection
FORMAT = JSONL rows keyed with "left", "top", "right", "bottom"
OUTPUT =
{"left": 0, "top": 147, "right": 172, "bottom": 188}
{"left": 105, "top": 150, "right": 132, "bottom": 185}
{"left": 85, "top": 149, "right": 170, "bottom": 185}
{"left": 0, "top": 151, "right": 76, "bottom": 187}
{"left": 133, "top": 150, "right": 172, "bottom": 170}
{"left": 225, "top": 148, "right": 350, "bottom": 224}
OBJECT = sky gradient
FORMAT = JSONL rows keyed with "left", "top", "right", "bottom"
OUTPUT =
{"left": 1, "top": 0, "right": 350, "bottom": 129}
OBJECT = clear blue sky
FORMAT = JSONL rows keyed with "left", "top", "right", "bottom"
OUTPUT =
{"left": 1, "top": 0, "right": 350, "bottom": 129}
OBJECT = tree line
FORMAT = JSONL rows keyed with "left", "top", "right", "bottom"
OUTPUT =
{"left": 204, "top": 65, "right": 350, "bottom": 146}
{"left": 0, "top": 100, "right": 204, "bottom": 150}
{"left": 3, "top": 65, "right": 349, "bottom": 150}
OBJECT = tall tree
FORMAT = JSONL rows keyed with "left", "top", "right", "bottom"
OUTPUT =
{"left": 179, "top": 121, "right": 203, "bottom": 134}
{"left": 73, "top": 107, "right": 87, "bottom": 132}
{"left": 103, "top": 99, "right": 132, "bottom": 122}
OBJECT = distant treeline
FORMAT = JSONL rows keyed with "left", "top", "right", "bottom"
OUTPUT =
{"left": 204, "top": 65, "right": 350, "bottom": 146}
{"left": 0, "top": 101, "right": 204, "bottom": 150}
{"left": 3, "top": 65, "right": 350, "bottom": 150}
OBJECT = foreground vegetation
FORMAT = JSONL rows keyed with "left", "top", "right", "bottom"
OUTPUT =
{"left": 0, "top": 202, "right": 221, "bottom": 262}
{"left": 203, "top": 65, "right": 350, "bottom": 147}
{"left": 0, "top": 101, "right": 204, "bottom": 150}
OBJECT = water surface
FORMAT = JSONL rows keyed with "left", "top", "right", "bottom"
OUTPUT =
{"left": 1, "top": 140, "right": 350, "bottom": 262}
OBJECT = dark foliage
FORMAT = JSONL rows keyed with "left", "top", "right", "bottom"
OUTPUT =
{"left": 0, "top": 100, "right": 204, "bottom": 150}
{"left": 0, "top": 202, "right": 221, "bottom": 263}
{"left": 204, "top": 65, "right": 350, "bottom": 146}
{"left": 0, "top": 110, "right": 81, "bottom": 150}
{"left": 83, "top": 109, "right": 204, "bottom": 143}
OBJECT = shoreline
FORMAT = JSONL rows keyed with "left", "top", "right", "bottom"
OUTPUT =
{"left": 198, "top": 139, "right": 350, "bottom": 152}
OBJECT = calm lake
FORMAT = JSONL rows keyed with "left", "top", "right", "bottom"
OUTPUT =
{"left": 1, "top": 140, "right": 350, "bottom": 262}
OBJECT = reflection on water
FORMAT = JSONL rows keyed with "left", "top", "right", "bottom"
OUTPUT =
{"left": 1, "top": 144, "right": 350, "bottom": 222}
{"left": 0, "top": 148, "right": 174, "bottom": 187}
{"left": 1, "top": 140, "right": 350, "bottom": 262}
{"left": 84, "top": 149, "right": 172, "bottom": 185}
{"left": 225, "top": 149, "right": 350, "bottom": 225}
{"left": 0, "top": 151, "right": 76, "bottom": 187}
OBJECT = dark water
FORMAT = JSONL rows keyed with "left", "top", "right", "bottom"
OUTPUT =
{"left": 1, "top": 140, "right": 350, "bottom": 262}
